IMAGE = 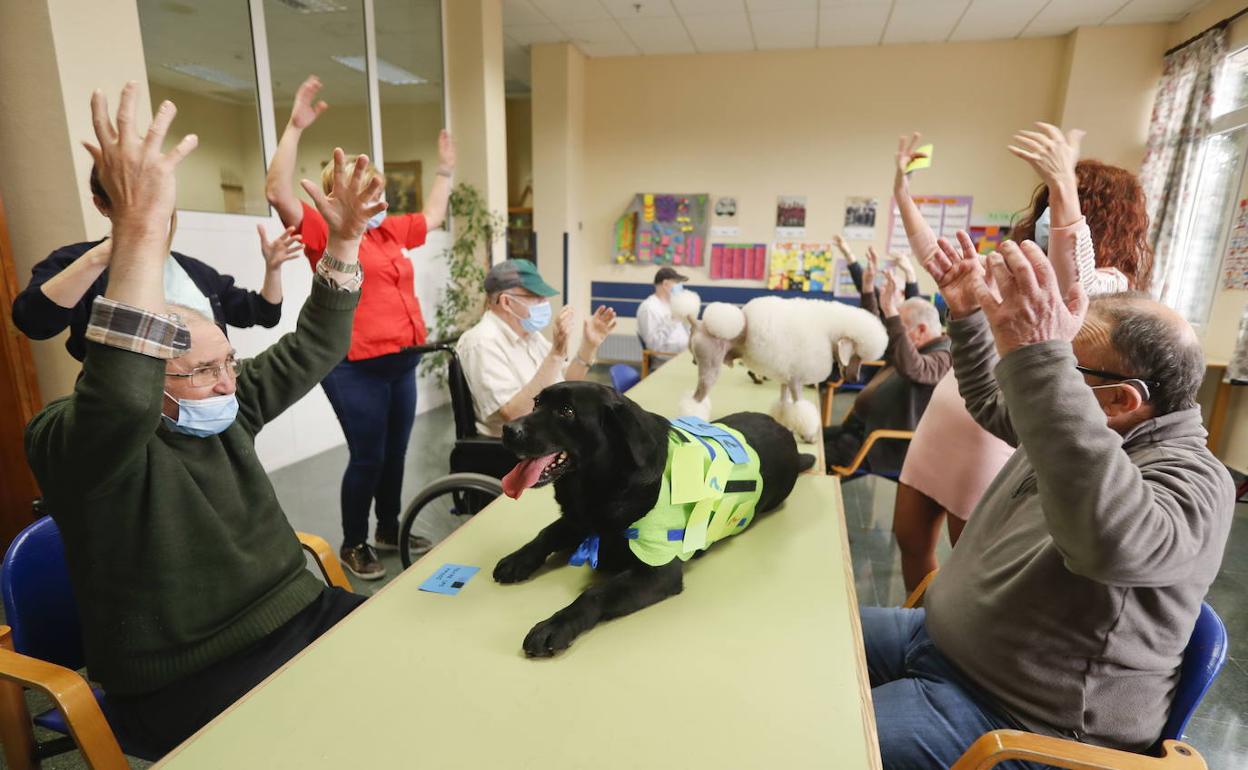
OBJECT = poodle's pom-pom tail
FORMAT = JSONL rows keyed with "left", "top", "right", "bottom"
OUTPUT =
{"left": 703, "top": 302, "right": 746, "bottom": 341}
{"left": 670, "top": 290, "right": 701, "bottom": 322}
{"left": 679, "top": 391, "right": 712, "bottom": 420}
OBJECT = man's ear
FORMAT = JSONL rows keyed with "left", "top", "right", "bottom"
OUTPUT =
{"left": 1102, "top": 383, "right": 1145, "bottom": 418}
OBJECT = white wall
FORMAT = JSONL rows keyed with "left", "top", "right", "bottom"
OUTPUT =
{"left": 171, "top": 211, "right": 451, "bottom": 471}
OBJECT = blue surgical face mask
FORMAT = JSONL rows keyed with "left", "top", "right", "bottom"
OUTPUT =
{"left": 366, "top": 210, "right": 388, "bottom": 229}
{"left": 1034, "top": 206, "right": 1051, "bottom": 253}
{"left": 519, "top": 300, "right": 552, "bottom": 333}
{"left": 162, "top": 392, "right": 239, "bottom": 437}
{"left": 670, "top": 283, "right": 685, "bottom": 296}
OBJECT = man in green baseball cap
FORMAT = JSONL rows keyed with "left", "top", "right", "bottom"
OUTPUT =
{"left": 457, "top": 259, "right": 617, "bottom": 436}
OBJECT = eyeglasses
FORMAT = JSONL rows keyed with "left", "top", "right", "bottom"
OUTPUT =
{"left": 1075, "top": 364, "right": 1158, "bottom": 402}
{"left": 166, "top": 358, "right": 240, "bottom": 388}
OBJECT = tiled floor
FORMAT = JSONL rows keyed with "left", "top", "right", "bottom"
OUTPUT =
{"left": 8, "top": 393, "right": 1248, "bottom": 769}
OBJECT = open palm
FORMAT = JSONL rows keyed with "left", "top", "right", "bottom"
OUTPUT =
{"left": 290, "top": 76, "right": 328, "bottom": 130}
{"left": 300, "top": 149, "right": 385, "bottom": 240}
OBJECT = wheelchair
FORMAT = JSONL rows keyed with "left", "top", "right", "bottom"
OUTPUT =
{"left": 396, "top": 340, "right": 515, "bottom": 567}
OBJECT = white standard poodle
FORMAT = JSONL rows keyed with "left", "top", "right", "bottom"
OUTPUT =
{"left": 670, "top": 291, "right": 888, "bottom": 443}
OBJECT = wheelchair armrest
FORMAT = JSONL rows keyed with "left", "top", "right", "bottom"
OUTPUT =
{"left": 830, "top": 429, "right": 915, "bottom": 477}
{"left": 951, "top": 730, "right": 1207, "bottom": 770}
{"left": 403, "top": 337, "right": 461, "bottom": 356}
{"left": 0, "top": 626, "right": 128, "bottom": 770}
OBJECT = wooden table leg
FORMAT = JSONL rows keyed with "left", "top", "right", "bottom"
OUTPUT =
{"left": 0, "top": 626, "right": 37, "bottom": 770}
{"left": 1208, "top": 379, "right": 1232, "bottom": 454}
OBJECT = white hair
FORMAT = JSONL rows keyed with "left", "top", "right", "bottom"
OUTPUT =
{"left": 900, "top": 298, "right": 940, "bottom": 332}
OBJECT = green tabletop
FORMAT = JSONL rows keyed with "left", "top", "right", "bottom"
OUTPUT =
{"left": 626, "top": 352, "right": 825, "bottom": 472}
{"left": 156, "top": 357, "right": 876, "bottom": 769}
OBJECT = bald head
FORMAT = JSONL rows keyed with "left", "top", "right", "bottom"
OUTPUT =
{"left": 1078, "top": 292, "right": 1204, "bottom": 416}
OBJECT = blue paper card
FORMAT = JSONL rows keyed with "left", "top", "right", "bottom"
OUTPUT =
{"left": 418, "top": 563, "right": 480, "bottom": 595}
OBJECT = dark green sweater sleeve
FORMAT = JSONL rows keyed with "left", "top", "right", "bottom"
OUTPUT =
{"left": 234, "top": 280, "right": 360, "bottom": 435}
{"left": 25, "top": 344, "right": 166, "bottom": 496}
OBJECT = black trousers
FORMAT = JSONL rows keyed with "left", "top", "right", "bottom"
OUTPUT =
{"left": 824, "top": 412, "right": 868, "bottom": 471}
{"left": 104, "top": 586, "right": 366, "bottom": 760}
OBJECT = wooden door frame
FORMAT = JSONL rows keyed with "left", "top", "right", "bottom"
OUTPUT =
{"left": 0, "top": 188, "right": 43, "bottom": 550}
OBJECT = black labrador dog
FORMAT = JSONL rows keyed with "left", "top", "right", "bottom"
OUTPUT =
{"left": 495, "top": 381, "right": 815, "bottom": 658}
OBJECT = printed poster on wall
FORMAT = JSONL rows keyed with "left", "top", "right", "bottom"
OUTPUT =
{"left": 886, "top": 195, "right": 973, "bottom": 255}
{"left": 776, "top": 195, "right": 807, "bottom": 239}
{"left": 712, "top": 196, "right": 740, "bottom": 238}
{"left": 843, "top": 196, "right": 878, "bottom": 240}
{"left": 1222, "top": 198, "right": 1248, "bottom": 291}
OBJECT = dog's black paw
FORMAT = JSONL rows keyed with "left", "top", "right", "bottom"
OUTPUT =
{"left": 493, "top": 550, "right": 543, "bottom": 584}
{"left": 522, "top": 615, "right": 580, "bottom": 658}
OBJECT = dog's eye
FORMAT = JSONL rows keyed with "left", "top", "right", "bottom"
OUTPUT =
{"left": 558, "top": 405, "right": 575, "bottom": 419}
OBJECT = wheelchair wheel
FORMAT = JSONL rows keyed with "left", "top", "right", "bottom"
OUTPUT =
{"left": 398, "top": 473, "right": 503, "bottom": 568}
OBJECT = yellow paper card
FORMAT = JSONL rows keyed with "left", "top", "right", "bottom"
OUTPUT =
{"left": 671, "top": 443, "right": 707, "bottom": 505}
{"left": 707, "top": 499, "right": 739, "bottom": 542}
{"left": 682, "top": 498, "right": 715, "bottom": 553}
{"left": 703, "top": 452, "right": 732, "bottom": 499}
{"left": 906, "top": 144, "right": 933, "bottom": 173}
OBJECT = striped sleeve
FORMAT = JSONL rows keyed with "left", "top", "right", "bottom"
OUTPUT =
{"left": 84, "top": 296, "right": 191, "bottom": 359}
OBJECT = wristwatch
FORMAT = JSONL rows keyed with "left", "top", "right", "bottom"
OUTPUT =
{"left": 318, "top": 252, "right": 360, "bottom": 274}
{"left": 575, "top": 354, "right": 595, "bottom": 369}
{"left": 315, "top": 254, "right": 363, "bottom": 292}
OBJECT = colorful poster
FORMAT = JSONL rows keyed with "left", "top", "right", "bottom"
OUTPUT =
{"left": 710, "top": 243, "right": 767, "bottom": 280}
{"left": 768, "top": 242, "right": 836, "bottom": 293}
{"left": 968, "top": 224, "right": 1011, "bottom": 255}
{"left": 887, "top": 195, "right": 974, "bottom": 255}
{"left": 843, "top": 196, "right": 878, "bottom": 240}
{"left": 613, "top": 193, "right": 710, "bottom": 266}
{"left": 1223, "top": 198, "right": 1248, "bottom": 290}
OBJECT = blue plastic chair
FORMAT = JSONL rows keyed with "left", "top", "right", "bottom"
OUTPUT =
{"left": 0, "top": 515, "right": 102, "bottom": 741}
{"left": 610, "top": 364, "right": 642, "bottom": 393}
{"left": 949, "top": 600, "right": 1229, "bottom": 768}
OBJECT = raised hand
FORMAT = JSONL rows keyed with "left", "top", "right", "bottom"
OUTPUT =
{"left": 289, "top": 76, "right": 328, "bottom": 130}
{"left": 300, "top": 149, "right": 385, "bottom": 241}
{"left": 864, "top": 245, "right": 881, "bottom": 288}
{"left": 583, "top": 305, "right": 617, "bottom": 349}
{"left": 894, "top": 132, "right": 928, "bottom": 192}
{"left": 975, "top": 240, "right": 1088, "bottom": 356}
{"left": 892, "top": 251, "right": 917, "bottom": 283}
{"left": 84, "top": 82, "right": 197, "bottom": 231}
{"left": 552, "top": 305, "right": 574, "bottom": 357}
{"left": 258, "top": 225, "right": 304, "bottom": 271}
{"left": 832, "top": 234, "right": 856, "bottom": 261}
{"left": 1008, "top": 122, "right": 1083, "bottom": 188}
{"left": 880, "top": 269, "right": 902, "bottom": 318}
{"left": 924, "top": 231, "right": 987, "bottom": 319}
{"left": 437, "top": 129, "right": 456, "bottom": 171}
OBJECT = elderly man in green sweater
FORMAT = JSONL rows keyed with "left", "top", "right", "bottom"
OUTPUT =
{"left": 862, "top": 235, "right": 1234, "bottom": 769}
{"left": 23, "top": 84, "right": 384, "bottom": 760}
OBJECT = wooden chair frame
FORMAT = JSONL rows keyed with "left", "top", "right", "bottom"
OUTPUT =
{"left": 820, "top": 359, "right": 886, "bottom": 426}
{"left": 903, "top": 572, "right": 1210, "bottom": 770}
{"left": 0, "top": 532, "right": 351, "bottom": 769}
{"left": 828, "top": 429, "right": 915, "bottom": 477}
{"left": 640, "top": 349, "right": 673, "bottom": 379}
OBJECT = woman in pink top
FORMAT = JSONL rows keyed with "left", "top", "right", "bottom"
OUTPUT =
{"left": 892, "top": 124, "right": 1154, "bottom": 591}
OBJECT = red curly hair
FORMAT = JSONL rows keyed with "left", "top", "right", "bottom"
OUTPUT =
{"left": 1012, "top": 160, "right": 1154, "bottom": 292}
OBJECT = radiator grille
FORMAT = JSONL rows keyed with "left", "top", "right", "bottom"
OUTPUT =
{"left": 598, "top": 334, "right": 643, "bottom": 363}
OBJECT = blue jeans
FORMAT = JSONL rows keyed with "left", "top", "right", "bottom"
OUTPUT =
{"left": 864, "top": 607, "right": 1041, "bottom": 770}
{"left": 320, "top": 350, "right": 420, "bottom": 547}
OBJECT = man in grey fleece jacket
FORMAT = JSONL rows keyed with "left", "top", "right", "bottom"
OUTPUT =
{"left": 864, "top": 238, "right": 1234, "bottom": 769}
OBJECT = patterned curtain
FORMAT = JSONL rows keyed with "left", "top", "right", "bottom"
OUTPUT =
{"left": 1139, "top": 28, "right": 1226, "bottom": 306}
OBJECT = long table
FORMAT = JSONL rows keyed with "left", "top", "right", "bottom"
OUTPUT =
{"left": 156, "top": 357, "right": 876, "bottom": 769}
{"left": 626, "top": 352, "right": 826, "bottom": 473}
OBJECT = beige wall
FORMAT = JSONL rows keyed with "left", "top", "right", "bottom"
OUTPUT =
{"left": 1058, "top": 25, "right": 1169, "bottom": 170}
{"left": 0, "top": 0, "right": 152, "bottom": 403}
{"left": 573, "top": 37, "right": 1068, "bottom": 318}
{"left": 506, "top": 97, "right": 533, "bottom": 207}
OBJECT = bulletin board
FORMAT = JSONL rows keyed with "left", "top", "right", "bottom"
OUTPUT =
{"left": 886, "top": 195, "right": 973, "bottom": 255}
{"left": 767, "top": 242, "right": 839, "bottom": 293}
{"left": 613, "top": 193, "right": 710, "bottom": 266}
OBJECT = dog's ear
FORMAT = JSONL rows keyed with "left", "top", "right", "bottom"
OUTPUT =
{"left": 603, "top": 392, "right": 662, "bottom": 470}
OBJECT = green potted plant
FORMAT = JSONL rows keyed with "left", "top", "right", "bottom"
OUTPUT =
{"left": 421, "top": 183, "right": 506, "bottom": 384}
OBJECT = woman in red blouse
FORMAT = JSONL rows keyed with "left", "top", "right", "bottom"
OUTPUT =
{"left": 265, "top": 75, "right": 455, "bottom": 580}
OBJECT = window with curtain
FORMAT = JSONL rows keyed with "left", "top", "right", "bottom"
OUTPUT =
{"left": 1163, "top": 45, "right": 1248, "bottom": 328}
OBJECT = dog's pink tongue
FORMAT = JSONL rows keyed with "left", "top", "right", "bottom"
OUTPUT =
{"left": 501, "top": 453, "right": 560, "bottom": 499}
